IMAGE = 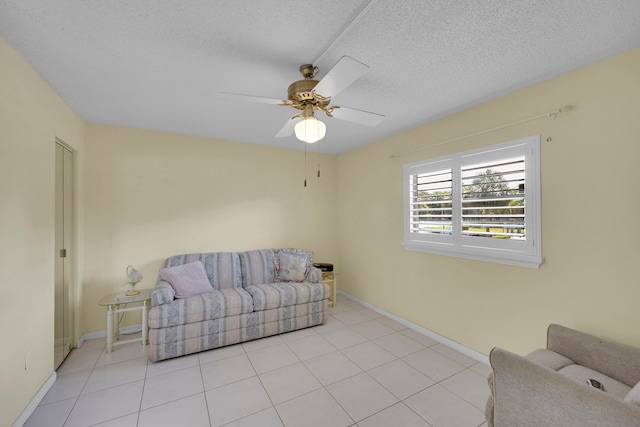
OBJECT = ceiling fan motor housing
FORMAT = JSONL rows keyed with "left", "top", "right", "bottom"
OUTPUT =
{"left": 286, "top": 64, "right": 331, "bottom": 111}
{"left": 287, "top": 80, "right": 331, "bottom": 109}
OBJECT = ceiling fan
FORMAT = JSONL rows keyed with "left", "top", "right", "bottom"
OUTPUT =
{"left": 219, "top": 56, "right": 385, "bottom": 143}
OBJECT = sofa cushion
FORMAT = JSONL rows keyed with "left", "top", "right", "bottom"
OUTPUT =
{"left": 246, "top": 282, "right": 328, "bottom": 311}
{"left": 163, "top": 252, "right": 242, "bottom": 290}
{"left": 239, "top": 249, "right": 276, "bottom": 287}
{"left": 148, "top": 287, "right": 254, "bottom": 328}
{"left": 276, "top": 249, "right": 313, "bottom": 282}
{"left": 558, "top": 364, "right": 632, "bottom": 399}
{"left": 160, "top": 261, "right": 213, "bottom": 298}
{"left": 624, "top": 382, "right": 640, "bottom": 406}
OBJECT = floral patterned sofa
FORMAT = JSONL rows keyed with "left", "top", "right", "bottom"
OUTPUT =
{"left": 148, "top": 248, "right": 329, "bottom": 362}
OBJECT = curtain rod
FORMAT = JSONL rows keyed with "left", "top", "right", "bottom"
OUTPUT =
{"left": 389, "top": 105, "right": 573, "bottom": 159}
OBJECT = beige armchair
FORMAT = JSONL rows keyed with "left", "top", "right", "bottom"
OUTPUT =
{"left": 486, "top": 324, "right": 640, "bottom": 426}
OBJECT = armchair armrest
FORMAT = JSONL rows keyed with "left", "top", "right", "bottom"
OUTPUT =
{"left": 490, "top": 347, "right": 640, "bottom": 427}
{"left": 547, "top": 324, "right": 640, "bottom": 387}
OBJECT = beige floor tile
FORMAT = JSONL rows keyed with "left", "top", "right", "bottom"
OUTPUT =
{"left": 303, "top": 351, "right": 363, "bottom": 386}
{"left": 285, "top": 334, "right": 337, "bottom": 360}
{"left": 206, "top": 376, "right": 272, "bottom": 426}
{"left": 138, "top": 393, "right": 210, "bottom": 427}
{"left": 374, "top": 332, "right": 426, "bottom": 357}
{"left": 279, "top": 327, "right": 318, "bottom": 342}
{"left": 320, "top": 327, "right": 368, "bottom": 350}
{"left": 24, "top": 397, "right": 76, "bottom": 427}
{"left": 470, "top": 362, "right": 492, "bottom": 377}
{"left": 56, "top": 348, "right": 102, "bottom": 375}
{"left": 246, "top": 343, "right": 300, "bottom": 374}
{"left": 198, "top": 342, "right": 245, "bottom": 365}
{"left": 367, "top": 359, "right": 435, "bottom": 400}
{"left": 242, "top": 334, "right": 285, "bottom": 352}
{"left": 224, "top": 407, "right": 284, "bottom": 427}
{"left": 75, "top": 337, "right": 107, "bottom": 353}
{"left": 350, "top": 319, "right": 396, "bottom": 340}
{"left": 141, "top": 365, "right": 204, "bottom": 410}
{"left": 342, "top": 341, "right": 396, "bottom": 370}
{"left": 405, "top": 385, "right": 486, "bottom": 427}
{"left": 200, "top": 353, "right": 256, "bottom": 390}
{"left": 276, "top": 388, "right": 353, "bottom": 427}
{"left": 326, "top": 373, "right": 398, "bottom": 422}
{"left": 328, "top": 303, "right": 354, "bottom": 314}
{"left": 358, "top": 402, "right": 432, "bottom": 427}
{"left": 311, "top": 315, "right": 346, "bottom": 333}
{"left": 260, "top": 362, "right": 322, "bottom": 404}
{"left": 376, "top": 316, "right": 408, "bottom": 331}
{"left": 431, "top": 344, "right": 478, "bottom": 367}
{"left": 440, "top": 368, "right": 492, "bottom": 410}
{"left": 39, "top": 369, "right": 91, "bottom": 405}
{"left": 400, "top": 329, "right": 439, "bottom": 347}
{"left": 65, "top": 380, "right": 144, "bottom": 427}
{"left": 403, "top": 348, "right": 465, "bottom": 382}
{"left": 82, "top": 356, "right": 148, "bottom": 394}
{"left": 353, "top": 306, "right": 384, "bottom": 319}
{"left": 331, "top": 310, "right": 371, "bottom": 326}
{"left": 146, "top": 353, "right": 199, "bottom": 378}
{"left": 94, "top": 413, "right": 139, "bottom": 426}
{"left": 94, "top": 341, "right": 148, "bottom": 367}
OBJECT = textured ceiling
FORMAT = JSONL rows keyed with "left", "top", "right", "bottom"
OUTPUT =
{"left": 1, "top": 0, "right": 639, "bottom": 154}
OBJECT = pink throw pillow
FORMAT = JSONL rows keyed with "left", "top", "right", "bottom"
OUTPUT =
{"left": 160, "top": 261, "right": 212, "bottom": 298}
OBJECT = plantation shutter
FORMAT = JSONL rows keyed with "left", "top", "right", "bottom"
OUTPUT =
{"left": 409, "top": 168, "right": 453, "bottom": 235}
{"left": 461, "top": 156, "right": 526, "bottom": 240}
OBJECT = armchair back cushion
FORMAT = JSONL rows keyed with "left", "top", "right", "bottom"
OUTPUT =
{"left": 547, "top": 324, "right": 640, "bottom": 387}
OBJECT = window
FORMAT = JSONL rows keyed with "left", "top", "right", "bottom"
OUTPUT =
{"left": 403, "top": 135, "right": 542, "bottom": 268}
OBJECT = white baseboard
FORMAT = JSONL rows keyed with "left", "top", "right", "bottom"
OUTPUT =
{"left": 13, "top": 372, "right": 57, "bottom": 427}
{"left": 337, "top": 290, "right": 490, "bottom": 366}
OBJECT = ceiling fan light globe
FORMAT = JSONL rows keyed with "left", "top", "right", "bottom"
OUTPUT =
{"left": 295, "top": 117, "right": 326, "bottom": 143}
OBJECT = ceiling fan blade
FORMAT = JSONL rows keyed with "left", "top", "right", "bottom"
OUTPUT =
{"left": 218, "top": 92, "right": 284, "bottom": 105}
{"left": 330, "top": 106, "right": 385, "bottom": 127}
{"left": 313, "top": 56, "right": 369, "bottom": 98}
{"left": 275, "top": 116, "right": 298, "bottom": 137}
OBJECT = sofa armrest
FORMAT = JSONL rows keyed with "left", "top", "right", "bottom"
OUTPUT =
{"left": 307, "top": 266, "right": 322, "bottom": 283}
{"left": 547, "top": 324, "right": 640, "bottom": 387}
{"left": 490, "top": 347, "right": 640, "bottom": 427}
{"left": 151, "top": 280, "right": 175, "bottom": 306}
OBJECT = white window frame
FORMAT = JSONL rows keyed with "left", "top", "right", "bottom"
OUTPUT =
{"left": 403, "top": 135, "right": 543, "bottom": 268}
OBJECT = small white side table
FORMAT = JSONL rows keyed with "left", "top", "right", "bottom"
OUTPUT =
{"left": 321, "top": 272, "right": 337, "bottom": 307}
{"left": 98, "top": 289, "right": 152, "bottom": 352}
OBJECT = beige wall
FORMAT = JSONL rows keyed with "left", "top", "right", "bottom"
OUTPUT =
{"left": 337, "top": 47, "right": 640, "bottom": 356}
{"left": 0, "top": 37, "right": 85, "bottom": 426}
{"left": 81, "top": 124, "right": 338, "bottom": 334}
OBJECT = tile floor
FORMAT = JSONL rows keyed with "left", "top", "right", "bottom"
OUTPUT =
{"left": 25, "top": 294, "right": 491, "bottom": 427}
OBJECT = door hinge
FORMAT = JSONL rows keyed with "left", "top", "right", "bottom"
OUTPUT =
{"left": 60, "top": 249, "right": 67, "bottom": 258}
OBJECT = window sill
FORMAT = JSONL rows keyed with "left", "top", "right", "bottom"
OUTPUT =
{"left": 402, "top": 240, "right": 543, "bottom": 269}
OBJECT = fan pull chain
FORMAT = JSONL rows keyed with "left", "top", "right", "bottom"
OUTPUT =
{"left": 304, "top": 143, "right": 308, "bottom": 187}
{"left": 317, "top": 162, "right": 320, "bottom": 178}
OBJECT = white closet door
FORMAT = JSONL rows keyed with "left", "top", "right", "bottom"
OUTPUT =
{"left": 54, "top": 142, "right": 73, "bottom": 369}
